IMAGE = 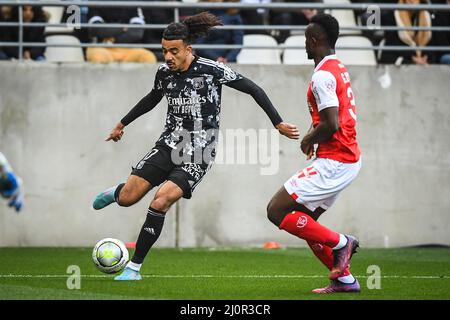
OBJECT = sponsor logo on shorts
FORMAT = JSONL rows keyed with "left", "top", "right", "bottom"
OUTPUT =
{"left": 296, "top": 216, "right": 308, "bottom": 228}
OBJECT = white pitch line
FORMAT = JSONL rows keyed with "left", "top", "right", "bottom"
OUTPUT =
{"left": 0, "top": 274, "right": 449, "bottom": 279}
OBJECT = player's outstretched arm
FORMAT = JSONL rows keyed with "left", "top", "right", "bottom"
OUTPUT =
{"left": 275, "top": 122, "right": 300, "bottom": 140}
{"left": 106, "top": 89, "right": 163, "bottom": 143}
{"left": 226, "top": 77, "right": 299, "bottom": 140}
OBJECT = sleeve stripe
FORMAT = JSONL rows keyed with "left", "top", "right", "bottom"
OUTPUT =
{"left": 197, "top": 59, "right": 219, "bottom": 68}
{"left": 198, "top": 58, "right": 228, "bottom": 71}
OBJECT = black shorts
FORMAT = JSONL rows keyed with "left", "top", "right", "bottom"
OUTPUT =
{"left": 131, "top": 144, "right": 211, "bottom": 199}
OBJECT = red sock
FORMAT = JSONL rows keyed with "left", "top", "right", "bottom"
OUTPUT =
{"left": 307, "top": 241, "right": 351, "bottom": 276}
{"left": 279, "top": 211, "right": 340, "bottom": 248}
{"left": 307, "top": 241, "right": 333, "bottom": 269}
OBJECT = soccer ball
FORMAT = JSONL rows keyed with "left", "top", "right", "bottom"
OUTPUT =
{"left": 92, "top": 238, "right": 129, "bottom": 274}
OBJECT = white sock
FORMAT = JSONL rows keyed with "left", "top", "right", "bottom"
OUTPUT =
{"left": 337, "top": 274, "right": 356, "bottom": 284}
{"left": 127, "top": 261, "right": 142, "bottom": 272}
{"left": 332, "top": 234, "right": 348, "bottom": 250}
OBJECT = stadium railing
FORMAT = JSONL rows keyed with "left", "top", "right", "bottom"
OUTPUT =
{"left": 0, "top": 1, "right": 449, "bottom": 61}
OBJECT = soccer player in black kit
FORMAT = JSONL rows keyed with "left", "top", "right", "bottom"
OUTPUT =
{"left": 92, "top": 12, "right": 299, "bottom": 280}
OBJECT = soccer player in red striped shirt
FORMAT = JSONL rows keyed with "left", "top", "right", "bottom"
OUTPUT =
{"left": 267, "top": 13, "right": 362, "bottom": 294}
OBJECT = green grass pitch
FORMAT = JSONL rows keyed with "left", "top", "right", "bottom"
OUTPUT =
{"left": 0, "top": 247, "right": 449, "bottom": 300}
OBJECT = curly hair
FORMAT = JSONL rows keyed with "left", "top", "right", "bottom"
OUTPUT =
{"left": 311, "top": 13, "right": 340, "bottom": 49}
{"left": 163, "top": 11, "right": 223, "bottom": 44}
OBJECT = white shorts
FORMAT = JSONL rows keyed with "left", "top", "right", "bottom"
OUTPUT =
{"left": 284, "top": 157, "right": 361, "bottom": 212}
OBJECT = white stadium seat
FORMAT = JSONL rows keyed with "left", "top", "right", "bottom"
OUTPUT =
{"left": 237, "top": 34, "right": 281, "bottom": 65}
{"left": 43, "top": 6, "right": 64, "bottom": 23}
{"left": 282, "top": 35, "right": 314, "bottom": 65}
{"left": 324, "top": 0, "right": 361, "bottom": 35}
{"left": 330, "top": 10, "right": 361, "bottom": 35}
{"left": 45, "top": 35, "right": 85, "bottom": 62}
{"left": 43, "top": 6, "right": 74, "bottom": 34}
{"left": 335, "top": 36, "right": 377, "bottom": 66}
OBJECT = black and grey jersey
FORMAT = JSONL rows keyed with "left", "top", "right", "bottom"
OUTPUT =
{"left": 153, "top": 56, "right": 243, "bottom": 158}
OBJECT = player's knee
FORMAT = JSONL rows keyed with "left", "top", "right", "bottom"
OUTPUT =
{"left": 150, "top": 196, "right": 172, "bottom": 212}
{"left": 117, "top": 188, "right": 138, "bottom": 207}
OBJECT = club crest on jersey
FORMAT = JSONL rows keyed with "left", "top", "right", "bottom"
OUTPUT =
{"left": 192, "top": 77, "right": 204, "bottom": 90}
{"left": 325, "top": 79, "right": 336, "bottom": 92}
{"left": 296, "top": 216, "right": 308, "bottom": 228}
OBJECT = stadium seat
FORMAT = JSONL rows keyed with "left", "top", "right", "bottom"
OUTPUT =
{"left": 237, "top": 34, "right": 281, "bottom": 64}
{"left": 44, "top": 35, "right": 85, "bottom": 62}
{"left": 335, "top": 36, "right": 377, "bottom": 66}
{"left": 324, "top": 0, "right": 361, "bottom": 35}
{"left": 282, "top": 35, "right": 313, "bottom": 65}
{"left": 43, "top": 6, "right": 74, "bottom": 34}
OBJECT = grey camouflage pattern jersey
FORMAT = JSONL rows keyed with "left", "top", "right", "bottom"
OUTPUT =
{"left": 152, "top": 56, "right": 243, "bottom": 164}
